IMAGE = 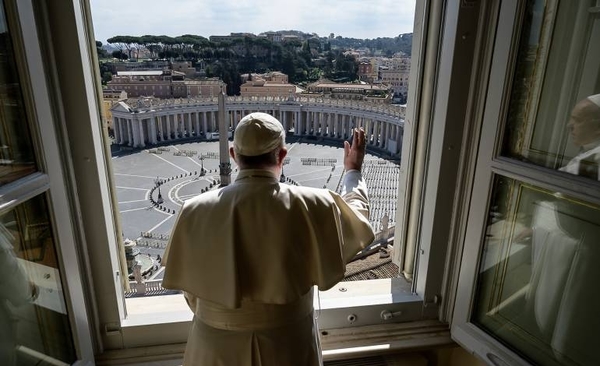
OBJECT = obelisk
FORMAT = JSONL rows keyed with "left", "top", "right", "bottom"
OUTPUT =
{"left": 218, "top": 84, "right": 231, "bottom": 186}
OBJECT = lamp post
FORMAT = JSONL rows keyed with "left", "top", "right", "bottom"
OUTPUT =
{"left": 157, "top": 186, "right": 164, "bottom": 205}
{"left": 154, "top": 176, "right": 164, "bottom": 205}
{"left": 199, "top": 156, "right": 205, "bottom": 176}
{"left": 280, "top": 166, "right": 286, "bottom": 183}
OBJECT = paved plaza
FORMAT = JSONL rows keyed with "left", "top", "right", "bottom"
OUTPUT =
{"left": 112, "top": 137, "right": 399, "bottom": 260}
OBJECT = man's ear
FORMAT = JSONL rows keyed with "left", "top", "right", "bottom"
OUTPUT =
{"left": 278, "top": 147, "right": 288, "bottom": 164}
{"left": 229, "top": 147, "right": 236, "bottom": 160}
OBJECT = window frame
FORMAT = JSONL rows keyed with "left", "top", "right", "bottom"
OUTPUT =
{"left": 32, "top": 0, "right": 498, "bottom": 361}
{"left": 451, "top": 0, "right": 600, "bottom": 365}
{"left": 1, "top": 0, "right": 95, "bottom": 363}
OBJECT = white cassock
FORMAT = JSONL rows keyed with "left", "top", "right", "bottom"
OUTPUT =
{"left": 559, "top": 141, "right": 600, "bottom": 180}
{"left": 163, "top": 169, "right": 374, "bottom": 366}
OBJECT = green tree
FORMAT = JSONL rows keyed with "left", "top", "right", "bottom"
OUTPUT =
{"left": 111, "top": 50, "right": 128, "bottom": 60}
{"left": 95, "top": 40, "right": 109, "bottom": 58}
{"left": 102, "top": 71, "right": 113, "bottom": 84}
{"left": 107, "top": 35, "right": 141, "bottom": 59}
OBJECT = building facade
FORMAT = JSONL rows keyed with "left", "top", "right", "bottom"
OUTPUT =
{"left": 110, "top": 96, "right": 404, "bottom": 154}
{"left": 101, "top": 89, "right": 128, "bottom": 135}
{"left": 107, "top": 70, "right": 223, "bottom": 99}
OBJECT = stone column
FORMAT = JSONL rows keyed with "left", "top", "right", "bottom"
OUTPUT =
{"left": 149, "top": 117, "right": 157, "bottom": 144}
{"left": 202, "top": 111, "right": 208, "bottom": 134}
{"left": 138, "top": 119, "right": 146, "bottom": 147}
{"left": 194, "top": 112, "right": 200, "bottom": 136}
{"left": 294, "top": 111, "right": 300, "bottom": 136}
{"left": 345, "top": 115, "right": 351, "bottom": 139}
{"left": 211, "top": 111, "right": 217, "bottom": 132}
{"left": 131, "top": 118, "right": 140, "bottom": 147}
{"left": 157, "top": 115, "right": 164, "bottom": 141}
{"left": 127, "top": 119, "right": 133, "bottom": 146}
{"left": 175, "top": 114, "right": 181, "bottom": 139}
{"left": 120, "top": 118, "right": 127, "bottom": 144}
{"left": 113, "top": 118, "right": 121, "bottom": 143}
{"left": 166, "top": 114, "right": 172, "bottom": 140}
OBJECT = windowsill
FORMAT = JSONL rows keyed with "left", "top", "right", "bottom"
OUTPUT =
{"left": 122, "top": 278, "right": 418, "bottom": 328}
{"left": 99, "top": 319, "right": 452, "bottom": 365}
{"left": 122, "top": 295, "right": 192, "bottom": 327}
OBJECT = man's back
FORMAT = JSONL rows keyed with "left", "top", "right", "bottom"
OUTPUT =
{"left": 163, "top": 168, "right": 372, "bottom": 309}
{"left": 162, "top": 113, "right": 373, "bottom": 365}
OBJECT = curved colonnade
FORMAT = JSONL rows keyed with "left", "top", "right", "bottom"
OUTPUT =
{"left": 111, "top": 96, "right": 405, "bottom": 154}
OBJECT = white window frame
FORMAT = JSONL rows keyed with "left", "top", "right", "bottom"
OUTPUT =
{"left": 30, "top": 0, "right": 500, "bottom": 362}
{"left": 451, "top": 0, "right": 600, "bottom": 365}
{"left": 1, "top": 0, "right": 95, "bottom": 363}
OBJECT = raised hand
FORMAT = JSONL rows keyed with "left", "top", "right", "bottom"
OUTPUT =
{"left": 344, "top": 128, "right": 366, "bottom": 171}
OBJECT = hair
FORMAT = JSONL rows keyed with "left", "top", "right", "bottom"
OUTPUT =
{"left": 236, "top": 148, "right": 280, "bottom": 169}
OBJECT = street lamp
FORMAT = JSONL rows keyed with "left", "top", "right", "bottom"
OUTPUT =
{"left": 157, "top": 186, "right": 164, "bottom": 205}
{"left": 199, "top": 156, "right": 205, "bottom": 176}
{"left": 280, "top": 166, "right": 286, "bottom": 183}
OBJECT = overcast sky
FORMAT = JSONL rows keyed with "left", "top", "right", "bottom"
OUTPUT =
{"left": 90, "top": 0, "right": 416, "bottom": 44}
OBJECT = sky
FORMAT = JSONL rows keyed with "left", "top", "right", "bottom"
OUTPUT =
{"left": 90, "top": 0, "right": 416, "bottom": 44}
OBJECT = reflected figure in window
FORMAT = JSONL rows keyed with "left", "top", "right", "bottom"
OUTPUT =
{"left": 560, "top": 93, "right": 600, "bottom": 180}
{"left": 0, "top": 223, "right": 37, "bottom": 366}
{"left": 162, "top": 113, "right": 374, "bottom": 366}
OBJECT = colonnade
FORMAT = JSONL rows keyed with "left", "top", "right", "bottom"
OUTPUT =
{"left": 111, "top": 99, "right": 404, "bottom": 153}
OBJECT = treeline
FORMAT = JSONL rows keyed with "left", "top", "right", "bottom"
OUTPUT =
{"left": 98, "top": 33, "right": 413, "bottom": 95}
{"left": 99, "top": 34, "right": 361, "bottom": 89}
{"left": 329, "top": 33, "right": 413, "bottom": 57}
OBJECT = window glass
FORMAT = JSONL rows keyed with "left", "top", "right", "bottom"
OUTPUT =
{"left": 502, "top": 0, "right": 600, "bottom": 180}
{"left": 473, "top": 175, "right": 600, "bottom": 366}
{"left": 0, "top": 1, "right": 37, "bottom": 185}
{"left": 474, "top": 2, "right": 600, "bottom": 364}
{"left": 0, "top": 194, "right": 76, "bottom": 365}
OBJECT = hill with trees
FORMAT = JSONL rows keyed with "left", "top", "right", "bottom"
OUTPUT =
{"left": 100, "top": 32, "right": 412, "bottom": 95}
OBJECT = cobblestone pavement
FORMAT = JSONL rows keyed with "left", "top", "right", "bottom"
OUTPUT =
{"left": 112, "top": 139, "right": 393, "bottom": 257}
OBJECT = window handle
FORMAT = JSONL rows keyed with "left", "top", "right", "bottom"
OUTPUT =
{"left": 380, "top": 309, "right": 402, "bottom": 320}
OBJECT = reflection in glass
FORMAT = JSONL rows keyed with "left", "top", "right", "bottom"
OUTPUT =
{"left": 0, "top": 195, "right": 76, "bottom": 365}
{"left": 559, "top": 95, "right": 600, "bottom": 179}
{"left": 502, "top": 0, "right": 600, "bottom": 180}
{"left": 0, "top": 1, "right": 36, "bottom": 185}
{"left": 473, "top": 176, "right": 600, "bottom": 366}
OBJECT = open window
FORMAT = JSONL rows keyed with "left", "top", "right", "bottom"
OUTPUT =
{"left": 452, "top": 0, "right": 600, "bottom": 365}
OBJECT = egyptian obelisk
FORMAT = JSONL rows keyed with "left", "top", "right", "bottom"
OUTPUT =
{"left": 218, "top": 84, "right": 231, "bottom": 186}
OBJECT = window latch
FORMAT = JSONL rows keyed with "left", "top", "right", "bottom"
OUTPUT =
{"left": 380, "top": 309, "right": 402, "bottom": 320}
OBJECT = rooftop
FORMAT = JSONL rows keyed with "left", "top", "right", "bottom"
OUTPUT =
{"left": 117, "top": 70, "right": 165, "bottom": 77}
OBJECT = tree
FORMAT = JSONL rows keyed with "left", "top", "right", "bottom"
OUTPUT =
{"left": 111, "top": 50, "right": 128, "bottom": 60}
{"left": 102, "top": 71, "right": 113, "bottom": 84}
{"left": 107, "top": 35, "right": 141, "bottom": 59}
{"left": 95, "top": 40, "right": 109, "bottom": 58}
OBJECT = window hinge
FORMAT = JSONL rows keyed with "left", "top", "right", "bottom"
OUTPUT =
{"left": 424, "top": 294, "right": 441, "bottom": 307}
{"left": 104, "top": 323, "right": 122, "bottom": 336}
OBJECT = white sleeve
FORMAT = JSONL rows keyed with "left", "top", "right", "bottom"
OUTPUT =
{"left": 339, "top": 169, "right": 370, "bottom": 220}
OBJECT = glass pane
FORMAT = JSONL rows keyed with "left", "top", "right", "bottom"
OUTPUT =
{"left": 473, "top": 175, "right": 600, "bottom": 366}
{"left": 0, "top": 1, "right": 36, "bottom": 185}
{"left": 0, "top": 195, "right": 76, "bottom": 365}
{"left": 502, "top": 0, "right": 600, "bottom": 181}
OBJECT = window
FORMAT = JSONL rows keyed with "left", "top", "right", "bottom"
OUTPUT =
{"left": 0, "top": 0, "right": 93, "bottom": 363}
{"left": 84, "top": 0, "right": 454, "bottom": 356}
{"left": 453, "top": 0, "right": 600, "bottom": 365}
{"left": 19, "top": 0, "right": 553, "bottom": 363}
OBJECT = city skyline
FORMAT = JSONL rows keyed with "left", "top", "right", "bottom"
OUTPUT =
{"left": 90, "top": 0, "right": 416, "bottom": 44}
